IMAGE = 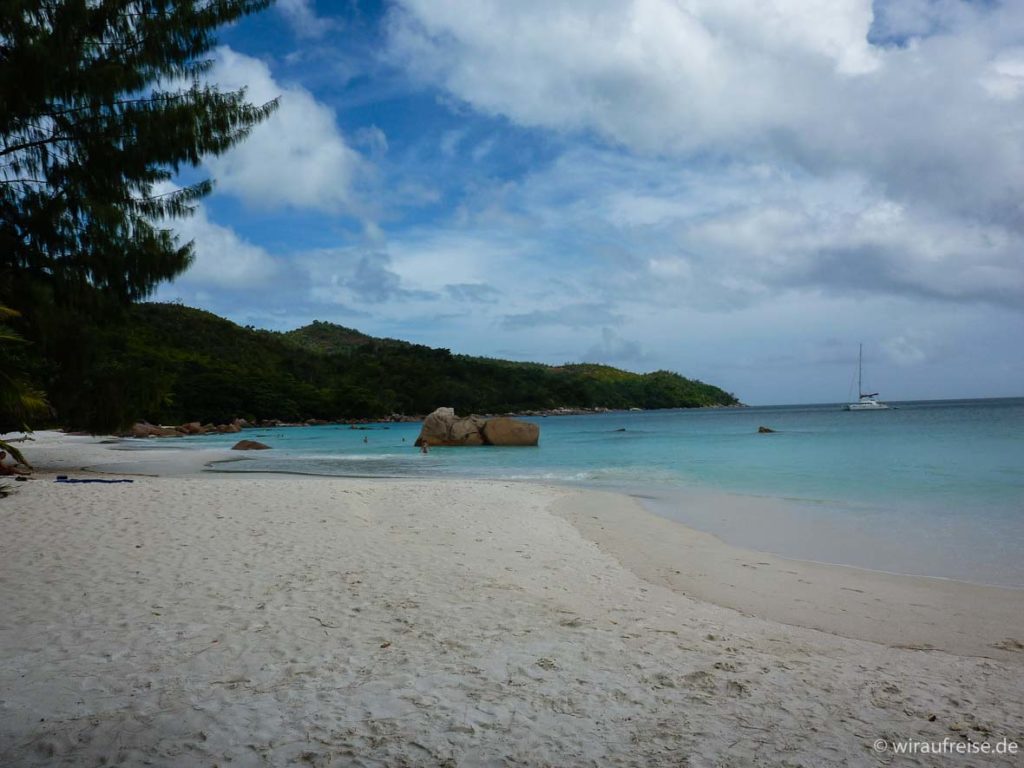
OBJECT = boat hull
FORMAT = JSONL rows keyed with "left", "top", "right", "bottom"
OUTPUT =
{"left": 845, "top": 401, "right": 889, "bottom": 410}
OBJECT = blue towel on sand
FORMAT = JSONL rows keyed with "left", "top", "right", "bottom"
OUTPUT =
{"left": 55, "top": 476, "right": 134, "bottom": 484}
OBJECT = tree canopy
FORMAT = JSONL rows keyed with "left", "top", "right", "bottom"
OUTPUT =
{"left": 0, "top": 0, "right": 276, "bottom": 430}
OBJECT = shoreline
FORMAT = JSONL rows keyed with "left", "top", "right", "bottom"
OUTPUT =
{"left": 629, "top": 487, "right": 1024, "bottom": 591}
{"left": 160, "top": 445, "right": 1024, "bottom": 590}
{"left": 3, "top": 431, "right": 1023, "bottom": 765}
{"left": 213, "top": 466, "right": 1024, "bottom": 590}
{"left": 8, "top": 430, "right": 1024, "bottom": 659}
{"left": 552, "top": 488, "right": 1024, "bottom": 661}
{"left": 7, "top": 431, "right": 1024, "bottom": 660}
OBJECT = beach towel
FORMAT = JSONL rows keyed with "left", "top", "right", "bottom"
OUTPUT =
{"left": 55, "top": 476, "right": 134, "bottom": 484}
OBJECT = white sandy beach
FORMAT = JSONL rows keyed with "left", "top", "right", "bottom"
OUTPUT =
{"left": 1, "top": 432, "right": 1022, "bottom": 766}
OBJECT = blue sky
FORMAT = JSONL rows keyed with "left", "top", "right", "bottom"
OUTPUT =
{"left": 155, "top": 0, "right": 1024, "bottom": 405}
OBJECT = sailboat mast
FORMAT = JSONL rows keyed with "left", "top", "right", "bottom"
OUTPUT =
{"left": 858, "top": 343, "right": 863, "bottom": 398}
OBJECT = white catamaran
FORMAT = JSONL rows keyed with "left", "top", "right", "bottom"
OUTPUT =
{"left": 845, "top": 344, "right": 889, "bottom": 410}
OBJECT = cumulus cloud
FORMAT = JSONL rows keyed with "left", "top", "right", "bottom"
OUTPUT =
{"left": 683, "top": 181, "right": 1024, "bottom": 306}
{"left": 383, "top": 0, "right": 1024, "bottom": 309}
{"left": 205, "top": 47, "right": 365, "bottom": 213}
{"left": 414, "top": 148, "right": 1023, "bottom": 312}
{"left": 151, "top": 184, "right": 280, "bottom": 291}
{"left": 384, "top": 0, "right": 882, "bottom": 152}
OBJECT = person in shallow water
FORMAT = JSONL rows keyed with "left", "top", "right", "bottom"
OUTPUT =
{"left": 420, "top": 442, "right": 429, "bottom": 454}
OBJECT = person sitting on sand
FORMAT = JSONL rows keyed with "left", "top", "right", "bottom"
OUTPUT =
{"left": 0, "top": 451, "right": 30, "bottom": 476}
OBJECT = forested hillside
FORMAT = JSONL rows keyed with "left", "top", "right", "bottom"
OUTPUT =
{"left": 21, "top": 303, "right": 740, "bottom": 429}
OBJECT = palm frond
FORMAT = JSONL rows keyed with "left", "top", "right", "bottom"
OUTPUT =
{"left": 0, "top": 440, "right": 31, "bottom": 468}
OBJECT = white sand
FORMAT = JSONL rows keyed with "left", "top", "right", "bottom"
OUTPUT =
{"left": 1, "top": 432, "right": 1022, "bottom": 766}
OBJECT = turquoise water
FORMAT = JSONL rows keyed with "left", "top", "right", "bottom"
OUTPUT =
{"left": 187, "top": 399, "right": 1024, "bottom": 587}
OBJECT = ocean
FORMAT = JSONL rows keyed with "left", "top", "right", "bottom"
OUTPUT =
{"left": 184, "top": 398, "right": 1024, "bottom": 588}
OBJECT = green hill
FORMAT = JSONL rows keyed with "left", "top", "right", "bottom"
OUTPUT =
{"left": 28, "top": 303, "right": 740, "bottom": 430}
{"left": 280, "top": 320, "right": 382, "bottom": 354}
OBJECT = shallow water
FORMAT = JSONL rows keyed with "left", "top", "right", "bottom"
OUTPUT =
{"left": 186, "top": 398, "right": 1024, "bottom": 587}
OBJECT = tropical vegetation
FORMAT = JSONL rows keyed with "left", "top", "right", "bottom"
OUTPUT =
{"left": 0, "top": 0, "right": 276, "bottom": 432}
{"left": 16, "top": 303, "right": 740, "bottom": 430}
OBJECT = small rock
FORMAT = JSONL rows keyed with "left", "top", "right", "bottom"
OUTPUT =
{"left": 231, "top": 440, "right": 271, "bottom": 451}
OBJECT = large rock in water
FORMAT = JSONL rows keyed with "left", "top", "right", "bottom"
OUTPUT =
{"left": 414, "top": 408, "right": 486, "bottom": 446}
{"left": 482, "top": 417, "right": 540, "bottom": 446}
{"left": 414, "top": 408, "right": 539, "bottom": 447}
{"left": 449, "top": 415, "right": 487, "bottom": 445}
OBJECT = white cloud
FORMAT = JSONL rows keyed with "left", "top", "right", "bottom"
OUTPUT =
{"left": 205, "top": 47, "right": 365, "bottom": 214}
{"left": 698, "top": 0, "right": 881, "bottom": 75}
{"left": 152, "top": 184, "right": 280, "bottom": 291}
{"left": 981, "top": 48, "right": 1024, "bottom": 100}
{"left": 277, "top": 0, "right": 335, "bottom": 39}
{"left": 381, "top": 2, "right": 1024, "bottom": 314}
{"left": 411, "top": 147, "right": 1024, "bottom": 311}
{"left": 385, "top": 0, "right": 1024, "bottom": 240}
{"left": 385, "top": 0, "right": 882, "bottom": 153}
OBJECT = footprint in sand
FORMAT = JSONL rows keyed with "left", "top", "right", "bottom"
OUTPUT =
{"left": 725, "top": 680, "right": 748, "bottom": 697}
{"left": 992, "top": 638, "right": 1024, "bottom": 652}
{"left": 681, "top": 670, "right": 717, "bottom": 692}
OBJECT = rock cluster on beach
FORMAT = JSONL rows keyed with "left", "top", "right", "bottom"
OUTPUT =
{"left": 127, "top": 419, "right": 247, "bottom": 438}
{"left": 414, "top": 407, "right": 539, "bottom": 447}
{"left": 123, "top": 413, "right": 423, "bottom": 439}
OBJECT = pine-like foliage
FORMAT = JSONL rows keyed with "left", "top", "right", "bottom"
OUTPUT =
{"left": 0, "top": 304, "right": 49, "bottom": 433}
{"left": 0, "top": 0, "right": 277, "bottom": 308}
{"left": 0, "top": 0, "right": 277, "bottom": 432}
